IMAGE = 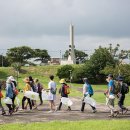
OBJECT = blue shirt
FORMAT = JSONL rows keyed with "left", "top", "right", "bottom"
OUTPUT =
{"left": 84, "top": 83, "right": 94, "bottom": 95}
{"left": 6, "top": 83, "right": 13, "bottom": 99}
{"left": 108, "top": 80, "right": 114, "bottom": 95}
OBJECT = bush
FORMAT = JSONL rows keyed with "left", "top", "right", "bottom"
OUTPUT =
{"left": 56, "top": 65, "right": 74, "bottom": 80}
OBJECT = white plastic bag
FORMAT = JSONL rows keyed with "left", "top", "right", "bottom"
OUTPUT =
{"left": 61, "top": 97, "right": 73, "bottom": 106}
{"left": 24, "top": 91, "right": 39, "bottom": 100}
{"left": 3, "top": 97, "right": 12, "bottom": 104}
{"left": 84, "top": 96, "right": 96, "bottom": 107}
{"left": 16, "top": 97, "right": 20, "bottom": 106}
{"left": 109, "top": 95, "right": 115, "bottom": 99}
{"left": 42, "top": 91, "right": 49, "bottom": 100}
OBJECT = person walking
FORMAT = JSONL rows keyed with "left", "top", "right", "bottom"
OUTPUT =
{"left": 21, "top": 78, "right": 32, "bottom": 110}
{"left": 0, "top": 81, "right": 6, "bottom": 115}
{"left": 58, "top": 79, "right": 71, "bottom": 111}
{"left": 116, "top": 76, "right": 128, "bottom": 114}
{"left": 34, "top": 78, "right": 43, "bottom": 105}
{"left": 81, "top": 78, "right": 96, "bottom": 113}
{"left": 5, "top": 79, "right": 14, "bottom": 115}
{"left": 48, "top": 75, "right": 57, "bottom": 112}
{"left": 105, "top": 74, "right": 119, "bottom": 117}
{"left": 8, "top": 76, "right": 17, "bottom": 111}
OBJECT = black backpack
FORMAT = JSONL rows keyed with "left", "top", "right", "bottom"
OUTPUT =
{"left": 122, "top": 83, "right": 129, "bottom": 94}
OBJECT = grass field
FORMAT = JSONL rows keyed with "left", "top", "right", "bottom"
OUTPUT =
{"left": 0, "top": 66, "right": 130, "bottom": 105}
{"left": 1, "top": 120, "right": 130, "bottom": 130}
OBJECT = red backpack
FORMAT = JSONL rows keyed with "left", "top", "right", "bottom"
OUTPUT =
{"left": 64, "top": 85, "right": 70, "bottom": 95}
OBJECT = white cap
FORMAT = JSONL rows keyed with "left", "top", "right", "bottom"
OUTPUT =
{"left": 8, "top": 76, "right": 15, "bottom": 81}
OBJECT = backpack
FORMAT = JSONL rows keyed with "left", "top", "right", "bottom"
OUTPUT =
{"left": 37, "top": 83, "right": 43, "bottom": 92}
{"left": 113, "top": 80, "right": 120, "bottom": 95}
{"left": 87, "top": 84, "right": 94, "bottom": 95}
{"left": 122, "top": 83, "right": 129, "bottom": 94}
{"left": 50, "top": 88, "right": 57, "bottom": 95}
{"left": 64, "top": 85, "right": 70, "bottom": 95}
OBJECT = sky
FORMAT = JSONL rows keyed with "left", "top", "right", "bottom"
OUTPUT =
{"left": 0, "top": 0, "right": 130, "bottom": 57}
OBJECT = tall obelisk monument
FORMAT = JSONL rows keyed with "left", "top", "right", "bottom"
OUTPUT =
{"left": 68, "top": 24, "right": 76, "bottom": 64}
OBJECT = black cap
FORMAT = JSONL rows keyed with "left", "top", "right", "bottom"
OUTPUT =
{"left": 107, "top": 74, "right": 113, "bottom": 78}
{"left": 116, "top": 76, "right": 123, "bottom": 81}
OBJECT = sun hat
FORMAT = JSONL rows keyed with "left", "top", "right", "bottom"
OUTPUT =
{"left": 59, "top": 79, "right": 66, "bottom": 84}
{"left": 23, "top": 78, "right": 30, "bottom": 83}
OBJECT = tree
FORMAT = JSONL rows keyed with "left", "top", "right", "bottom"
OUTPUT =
{"left": 6, "top": 46, "right": 34, "bottom": 64}
{"left": 89, "top": 47, "right": 115, "bottom": 75}
{"left": 34, "top": 49, "right": 50, "bottom": 64}
{"left": 0, "top": 55, "right": 11, "bottom": 67}
{"left": 64, "top": 49, "right": 88, "bottom": 63}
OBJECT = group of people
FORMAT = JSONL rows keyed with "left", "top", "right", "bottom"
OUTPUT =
{"left": 0, "top": 74, "right": 129, "bottom": 118}
{"left": 104, "top": 74, "right": 129, "bottom": 117}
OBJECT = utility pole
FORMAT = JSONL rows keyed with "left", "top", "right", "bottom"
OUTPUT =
{"left": 69, "top": 70, "right": 72, "bottom": 87}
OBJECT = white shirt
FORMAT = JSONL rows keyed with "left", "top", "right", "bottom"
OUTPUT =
{"left": 48, "top": 80, "right": 56, "bottom": 100}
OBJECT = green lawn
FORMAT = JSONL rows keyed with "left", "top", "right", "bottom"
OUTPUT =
{"left": 1, "top": 120, "right": 130, "bottom": 130}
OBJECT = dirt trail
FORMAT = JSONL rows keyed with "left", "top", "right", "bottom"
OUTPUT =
{"left": 0, "top": 97, "right": 130, "bottom": 124}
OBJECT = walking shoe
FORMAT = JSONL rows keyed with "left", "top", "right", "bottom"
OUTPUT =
{"left": 67, "top": 107, "right": 71, "bottom": 111}
{"left": 93, "top": 109, "right": 97, "bottom": 113}
{"left": 1, "top": 111, "right": 6, "bottom": 115}
{"left": 114, "top": 111, "right": 119, "bottom": 117}
{"left": 48, "top": 110, "right": 53, "bottom": 113}
{"left": 9, "top": 110, "right": 13, "bottom": 116}
{"left": 123, "top": 108, "right": 128, "bottom": 114}
{"left": 108, "top": 114, "right": 114, "bottom": 117}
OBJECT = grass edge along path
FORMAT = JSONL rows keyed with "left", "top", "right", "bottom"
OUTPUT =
{"left": 0, "top": 120, "right": 130, "bottom": 130}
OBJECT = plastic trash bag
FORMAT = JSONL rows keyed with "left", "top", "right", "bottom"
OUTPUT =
{"left": 3, "top": 97, "right": 12, "bottom": 104}
{"left": 42, "top": 91, "right": 49, "bottom": 100}
{"left": 109, "top": 95, "right": 115, "bottom": 99}
{"left": 24, "top": 91, "right": 39, "bottom": 100}
{"left": 61, "top": 97, "right": 73, "bottom": 106}
{"left": 16, "top": 97, "right": 20, "bottom": 106}
{"left": 84, "top": 96, "right": 96, "bottom": 107}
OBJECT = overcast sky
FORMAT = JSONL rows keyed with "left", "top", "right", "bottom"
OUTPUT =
{"left": 0, "top": 0, "right": 130, "bottom": 57}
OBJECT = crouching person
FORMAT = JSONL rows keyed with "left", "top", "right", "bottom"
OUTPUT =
{"left": 81, "top": 78, "right": 96, "bottom": 113}
{"left": 21, "top": 78, "right": 32, "bottom": 110}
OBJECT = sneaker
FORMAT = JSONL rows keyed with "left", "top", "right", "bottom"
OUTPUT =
{"left": 93, "top": 109, "right": 97, "bottom": 113}
{"left": 48, "top": 110, "right": 53, "bottom": 113}
{"left": 123, "top": 108, "right": 128, "bottom": 114}
{"left": 1, "top": 111, "right": 6, "bottom": 115}
{"left": 114, "top": 111, "right": 119, "bottom": 117}
{"left": 108, "top": 114, "right": 114, "bottom": 117}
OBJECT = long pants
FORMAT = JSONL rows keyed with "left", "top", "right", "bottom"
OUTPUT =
{"left": 118, "top": 94, "right": 126, "bottom": 110}
{"left": 22, "top": 96, "right": 32, "bottom": 110}
{"left": 12, "top": 95, "right": 16, "bottom": 110}
{"left": 107, "top": 98, "right": 115, "bottom": 115}
{"left": 0, "top": 98, "right": 5, "bottom": 113}
{"left": 81, "top": 95, "right": 96, "bottom": 112}
{"left": 81, "top": 101, "right": 96, "bottom": 111}
{"left": 39, "top": 92, "right": 43, "bottom": 104}
{"left": 58, "top": 102, "right": 71, "bottom": 110}
{"left": 6, "top": 104, "right": 13, "bottom": 113}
